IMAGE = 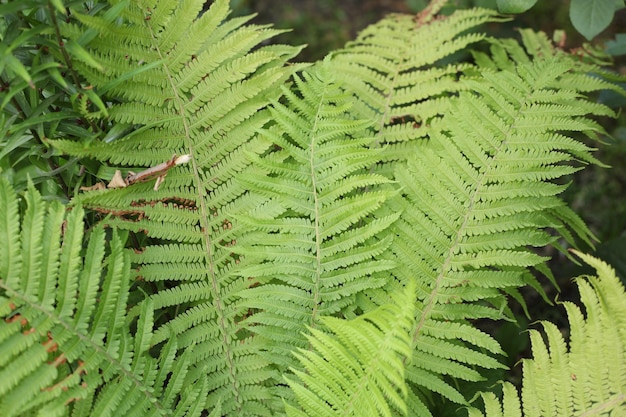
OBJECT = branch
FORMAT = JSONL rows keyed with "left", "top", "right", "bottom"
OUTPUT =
{"left": 415, "top": 0, "right": 448, "bottom": 26}
{"left": 87, "top": 154, "right": 193, "bottom": 192}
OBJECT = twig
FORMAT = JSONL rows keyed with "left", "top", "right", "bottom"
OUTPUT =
{"left": 103, "top": 154, "right": 192, "bottom": 191}
{"left": 415, "top": 0, "right": 448, "bottom": 26}
{"left": 126, "top": 154, "right": 191, "bottom": 186}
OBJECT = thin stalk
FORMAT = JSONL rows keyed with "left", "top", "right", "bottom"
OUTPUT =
{"left": 415, "top": 0, "right": 449, "bottom": 25}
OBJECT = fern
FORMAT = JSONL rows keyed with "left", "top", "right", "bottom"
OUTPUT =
{"left": 3, "top": 1, "right": 624, "bottom": 416}
{"left": 285, "top": 281, "right": 416, "bottom": 417}
{"left": 330, "top": 8, "right": 508, "bottom": 167}
{"left": 470, "top": 251, "right": 626, "bottom": 417}
{"left": 48, "top": 0, "right": 303, "bottom": 413}
{"left": 375, "top": 32, "right": 618, "bottom": 414}
{"left": 0, "top": 177, "right": 206, "bottom": 417}
{"left": 234, "top": 61, "right": 400, "bottom": 405}
{"left": 230, "top": 22, "right": 619, "bottom": 415}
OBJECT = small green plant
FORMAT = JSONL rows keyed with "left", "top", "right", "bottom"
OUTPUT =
{"left": 0, "top": 0, "right": 111, "bottom": 200}
{"left": 1, "top": 0, "right": 624, "bottom": 416}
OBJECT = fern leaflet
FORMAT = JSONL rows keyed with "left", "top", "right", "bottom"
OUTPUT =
{"left": 0, "top": 178, "right": 206, "bottom": 417}
{"left": 470, "top": 251, "right": 626, "bottom": 417}
{"left": 384, "top": 33, "right": 616, "bottom": 414}
{"left": 330, "top": 8, "right": 507, "bottom": 168}
{"left": 48, "top": 0, "right": 303, "bottom": 413}
{"left": 236, "top": 62, "right": 400, "bottom": 407}
{"left": 285, "top": 282, "right": 416, "bottom": 417}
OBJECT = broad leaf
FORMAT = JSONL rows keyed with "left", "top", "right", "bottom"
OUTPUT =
{"left": 570, "top": 0, "right": 616, "bottom": 40}
{"left": 496, "top": 0, "right": 538, "bottom": 14}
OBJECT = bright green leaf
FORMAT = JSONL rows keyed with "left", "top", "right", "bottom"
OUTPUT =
{"left": 4, "top": 55, "right": 34, "bottom": 89}
{"left": 64, "top": 40, "right": 103, "bottom": 71}
{"left": 49, "top": 0, "right": 67, "bottom": 14}
{"left": 83, "top": 88, "right": 109, "bottom": 116}
{"left": 570, "top": 0, "right": 615, "bottom": 40}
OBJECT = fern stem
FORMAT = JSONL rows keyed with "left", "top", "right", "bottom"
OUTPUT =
{"left": 308, "top": 83, "right": 331, "bottom": 331}
{"left": 410, "top": 97, "right": 514, "bottom": 350}
{"left": 415, "top": 0, "right": 449, "bottom": 25}
{"left": 141, "top": 9, "right": 244, "bottom": 412}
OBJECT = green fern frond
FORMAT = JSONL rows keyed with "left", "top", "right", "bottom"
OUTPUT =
{"left": 470, "top": 251, "right": 626, "bottom": 417}
{"left": 0, "top": 178, "right": 206, "bottom": 417}
{"left": 235, "top": 63, "right": 399, "bottom": 384}
{"left": 383, "top": 36, "right": 616, "bottom": 414}
{"left": 27, "top": 1, "right": 623, "bottom": 415}
{"left": 47, "top": 0, "right": 306, "bottom": 413}
{"left": 329, "top": 8, "right": 507, "bottom": 166}
{"left": 285, "top": 281, "right": 416, "bottom": 417}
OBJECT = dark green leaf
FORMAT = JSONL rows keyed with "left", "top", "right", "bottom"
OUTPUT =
{"left": 496, "top": 0, "right": 538, "bottom": 13}
{"left": 606, "top": 33, "right": 626, "bottom": 55}
{"left": 570, "top": 0, "right": 615, "bottom": 40}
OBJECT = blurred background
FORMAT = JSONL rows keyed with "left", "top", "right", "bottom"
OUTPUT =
{"left": 231, "top": 0, "right": 626, "bottom": 62}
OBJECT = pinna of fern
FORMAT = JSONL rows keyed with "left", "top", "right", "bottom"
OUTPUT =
{"left": 377, "top": 31, "right": 620, "bottom": 415}
{"left": 469, "top": 251, "right": 626, "bottom": 417}
{"left": 234, "top": 61, "right": 400, "bottom": 406}
{"left": 285, "top": 280, "right": 417, "bottom": 417}
{"left": 329, "top": 8, "right": 509, "bottom": 169}
{"left": 48, "top": 0, "right": 304, "bottom": 414}
{"left": 0, "top": 177, "right": 208, "bottom": 417}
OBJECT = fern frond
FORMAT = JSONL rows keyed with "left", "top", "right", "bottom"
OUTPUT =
{"left": 48, "top": 0, "right": 305, "bottom": 414}
{"left": 235, "top": 63, "right": 399, "bottom": 390}
{"left": 32, "top": 1, "right": 623, "bottom": 414}
{"left": 285, "top": 282, "right": 416, "bottom": 417}
{"left": 330, "top": 8, "right": 507, "bottom": 166}
{"left": 0, "top": 178, "right": 206, "bottom": 417}
{"left": 384, "top": 35, "right": 616, "bottom": 414}
{"left": 470, "top": 252, "right": 626, "bottom": 417}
